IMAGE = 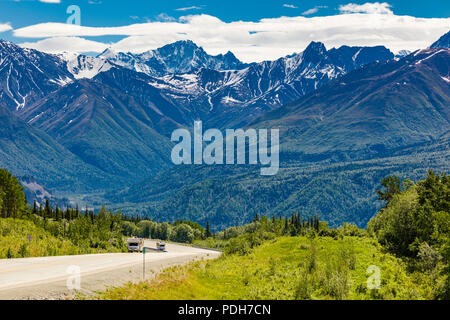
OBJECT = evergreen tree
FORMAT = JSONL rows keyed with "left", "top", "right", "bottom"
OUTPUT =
{"left": 205, "top": 221, "right": 212, "bottom": 238}
{"left": 32, "top": 200, "right": 38, "bottom": 216}
{"left": 0, "top": 169, "right": 27, "bottom": 218}
{"left": 284, "top": 217, "right": 289, "bottom": 235}
{"left": 65, "top": 204, "right": 70, "bottom": 220}
{"left": 377, "top": 176, "right": 403, "bottom": 205}
{"left": 44, "top": 199, "right": 52, "bottom": 220}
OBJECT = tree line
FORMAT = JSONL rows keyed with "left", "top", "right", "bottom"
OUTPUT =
{"left": 0, "top": 168, "right": 217, "bottom": 249}
{"left": 368, "top": 170, "right": 449, "bottom": 299}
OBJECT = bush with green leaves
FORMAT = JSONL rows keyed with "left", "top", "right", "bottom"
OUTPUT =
{"left": 368, "top": 170, "right": 449, "bottom": 299}
{"left": 171, "top": 224, "right": 195, "bottom": 243}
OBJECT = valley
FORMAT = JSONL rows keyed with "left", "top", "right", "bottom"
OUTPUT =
{"left": 0, "top": 31, "right": 449, "bottom": 229}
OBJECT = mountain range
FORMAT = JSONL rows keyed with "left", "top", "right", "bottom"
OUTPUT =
{"left": 97, "top": 40, "right": 248, "bottom": 77}
{"left": 1, "top": 38, "right": 397, "bottom": 184}
{"left": 252, "top": 48, "right": 450, "bottom": 157}
{"left": 0, "top": 31, "right": 449, "bottom": 228}
{"left": 107, "top": 45, "right": 450, "bottom": 228}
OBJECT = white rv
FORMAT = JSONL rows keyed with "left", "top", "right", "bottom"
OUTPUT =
{"left": 156, "top": 242, "right": 166, "bottom": 251}
{"left": 127, "top": 238, "right": 144, "bottom": 252}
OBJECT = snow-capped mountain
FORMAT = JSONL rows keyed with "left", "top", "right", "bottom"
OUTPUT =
{"left": 0, "top": 40, "right": 73, "bottom": 111}
{"left": 251, "top": 48, "right": 450, "bottom": 155}
{"left": 1, "top": 35, "right": 448, "bottom": 228}
{"left": 430, "top": 30, "right": 450, "bottom": 48}
{"left": 11, "top": 39, "right": 395, "bottom": 184}
{"left": 97, "top": 40, "right": 249, "bottom": 77}
{"left": 110, "top": 47, "right": 450, "bottom": 229}
{"left": 136, "top": 41, "right": 395, "bottom": 127}
{"left": 395, "top": 50, "right": 412, "bottom": 59}
{"left": 18, "top": 76, "right": 175, "bottom": 179}
{"left": 54, "top": 40, "right": 394, "bottom": 129}
{"left": 59, "top": 52, "right": 113, "bottom": 79}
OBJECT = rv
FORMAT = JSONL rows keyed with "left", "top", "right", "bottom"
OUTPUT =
{"left": 127, "top": 238, "right": 144, "bottom": 252}
{"left": 156, "top": 242, "right": 166, "bottom": 251}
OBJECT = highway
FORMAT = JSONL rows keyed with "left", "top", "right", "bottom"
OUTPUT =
{"left": 0, "top": 240, "right": 220, "bottom": 299}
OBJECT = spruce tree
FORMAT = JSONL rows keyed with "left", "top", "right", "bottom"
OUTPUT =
{"left": 206, "top": 221, "right": 212, "bottom": 238}
{"left": 32, "top": 200, "right": 38, "bottom": 216}
{"left": 44, "top": 199, "right": 52, "bottom": 219}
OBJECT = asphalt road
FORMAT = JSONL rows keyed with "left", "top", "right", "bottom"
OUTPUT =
{"left": 0, "top": 240, "right": 220, "bottom": 300}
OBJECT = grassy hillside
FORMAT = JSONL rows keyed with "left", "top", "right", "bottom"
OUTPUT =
{"left": 99, "top": 236, "right": 435, "bottom": 300}
{"left": 0, "top": 218, "right": 124, "bottom": 259}
{"left": 98, "top": 170, "right": 450, "bottom": 300}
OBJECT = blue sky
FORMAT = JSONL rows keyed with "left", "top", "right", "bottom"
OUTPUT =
{"left": 0, "top": 0, "right": 449, "bottom": 61}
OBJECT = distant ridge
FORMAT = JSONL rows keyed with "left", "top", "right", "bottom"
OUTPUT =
{"left": 430, "top": 30, "right": 450, "bottom": 49}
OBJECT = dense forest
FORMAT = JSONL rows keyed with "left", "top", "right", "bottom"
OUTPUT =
{"left": 0, "top": 168, "right": 212, "bottom": 258}
{"left": 107, "top": 137, "right": 449, "bottom": 230}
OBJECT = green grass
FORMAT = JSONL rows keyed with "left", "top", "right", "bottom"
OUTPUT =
{"left": 0, "top": 218, "right": 122, "bottom": 259}
{"left": 99, "top": 236, "right": 434, "bottom": 300}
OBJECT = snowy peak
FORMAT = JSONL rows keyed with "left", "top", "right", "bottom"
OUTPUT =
{"left": 395, "top": 50, "right": 412, "bottom": 59}
{"left": 430, "top": 30, "right": 450, "bottom": 49}
{"left": 97, "top": 40, "right": 248, "bottom": 77}
{"left": 60, "top": 53, "right": 113, "bottom": 79}
{"left": 98, "top": 47, "right": 119, "bottom": 59}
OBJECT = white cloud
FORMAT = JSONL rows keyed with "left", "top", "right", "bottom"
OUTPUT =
{"left": 153, "top": 13, "right": 176, "bottom": 22}
{"left": 14, "top": 13, "right": 450, "bottom": 62}
{"left": 283, "top": 4, "right": 298, "bottom": 9}
{"left": 302, "top": 8, "right": 318, "bottom": 15}
{"left": 39, "top": 0, "right": 61, "bottom": 3}
{"left": 302, "top": 6, "right": 327, "bottom": 16}
{"left": 0, "top": 23, "right": 12, "bottom": 33}
{"left": 339, "top": 2, "right": 393, "bottom": 15}
{"left": 175, "top": 6, "right": 202, "bottom": 11}
{"left": 19, "top": 37, "right": 109, "bottom": 53}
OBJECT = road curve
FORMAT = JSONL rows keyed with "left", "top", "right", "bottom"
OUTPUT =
{"left": 0, "top": 240, "right": 220, "bottom": 300}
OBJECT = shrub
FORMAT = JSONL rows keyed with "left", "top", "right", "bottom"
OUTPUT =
{"left": 18, "top": 243, "right": 28, "bottom": 257}
{"left": 321, "top": 259, "right": 350, "bottom": 300}
{"left": 417, "top": 242, "right": 442, "bottom": 272}
{"left": 6, "top": 247, "right": 12, "bottom": 259}
{"left": 171, "top": 224, "right": 195, "bottom": 243}
{"left": 294, "top": 273, "right": 312, "bottom": 300}
{"left": 306, "top": 243, "right": 318, "bottom": 272}
{"left": 225, "top": 238, "right": 251, "bottom": 255}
